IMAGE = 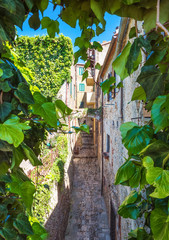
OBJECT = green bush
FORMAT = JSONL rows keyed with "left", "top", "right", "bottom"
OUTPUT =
{"left": 15, "top": 35, "right": 73, "bottom": 100}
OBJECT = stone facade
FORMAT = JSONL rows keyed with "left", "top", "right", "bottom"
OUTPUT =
{"left": 95, "top": 18, "right": 147, "bottom": 239}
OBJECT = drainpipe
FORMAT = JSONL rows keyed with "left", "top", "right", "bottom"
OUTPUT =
{"left": 101, "top": 78, "right": 104, "bottom": 196}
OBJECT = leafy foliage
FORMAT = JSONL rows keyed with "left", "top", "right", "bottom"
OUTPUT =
{"left": 33, "top": 134, "right": 68, "bottom": 224}
{"left": 15, "top": 35, "right": 73, "bottom": 100}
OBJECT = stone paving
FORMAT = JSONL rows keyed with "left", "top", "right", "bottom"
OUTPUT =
{"left": 65, "top": 133, "right": 110, "bottom": 240}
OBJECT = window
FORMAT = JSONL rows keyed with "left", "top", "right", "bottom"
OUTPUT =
{"left": 79, "top": 67, "right": 84, "bottom": 75}
{"left": 79, "top": 101, "right": 84, "bottom": 108}
{"left": 106, "top": 134, "right": 110, "bottom": 153}
{"left": 79, "top": 83, "right": 85, "bottom": 91}
{"left": 70, "top": 82, "right": 72, "bottom": 96}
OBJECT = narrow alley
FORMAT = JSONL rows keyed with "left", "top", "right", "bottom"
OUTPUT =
{"left": 65, "top": 132, "right": 110, "bottom": 240}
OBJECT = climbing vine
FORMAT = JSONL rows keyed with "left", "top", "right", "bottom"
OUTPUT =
{"left": 32, "top": 134, "right": 68, "bottom": 224}
{"left": 15, "top": 35, "right": 73, "bottom": 100}
{"left": 0, "top": 0, "right": 169, "bottom": 240}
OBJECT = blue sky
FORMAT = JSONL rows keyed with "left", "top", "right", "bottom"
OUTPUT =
{"left": 17, "top": 4, "right": 120, "bottom": 55}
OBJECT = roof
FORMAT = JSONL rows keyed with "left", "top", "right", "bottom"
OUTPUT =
{"left": 97, "top": 18, "right": 132, "bottom": 80}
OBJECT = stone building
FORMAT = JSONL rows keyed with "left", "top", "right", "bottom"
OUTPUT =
{"left": 94, "top": 18, "right": 150, "bottom": 239}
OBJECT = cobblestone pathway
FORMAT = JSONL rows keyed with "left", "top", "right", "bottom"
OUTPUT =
{"left": 65, "top": 133, "right": 110, "bottom": 240}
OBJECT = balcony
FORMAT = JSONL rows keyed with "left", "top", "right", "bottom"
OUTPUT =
{"left": 87, "top": 92, "right": 95, "bottom": 104}
{"left": 86, "top": 76, "right": 94, "bottom": 86}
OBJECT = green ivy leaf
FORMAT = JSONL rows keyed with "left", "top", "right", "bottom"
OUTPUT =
{"left": 96, "top": 26, "right": 104, "bottom": 36}
{"left": 14, "top": 83, "right": 34, "bottom": 104}
{"left": 47, "top": 20, "right": 59, "bottom": 38}
{"left": 141, "top": 140, "right": 169, "bottom": 168}
{"left": 126, "top": 36, "right": 151, "bottom": 75}
{"left": 150, "top": 209, "right": 169, "bottom": 240}
{"left": 10, "top": 180, "right": 36, "bottom": 213}
{"left": 84, "top": 60, "right": 91, "bottom": 69}
{"left": 137, "top": 66, "right": 165, "bottom": 101}
{"left": 0, "top": 0, "right": 25, "bottom": 29}
{"left": 131, "top": 86, "right": 146, "bottom": 102}
{"left": 0, "top": 102, "right": 12, "bottom": 121}
{"left": 115, "top": 159, "right": 136, "bottom": 185}
{"left": 90, "top": 0, "right": 104, "bottom": 25}
{"left": 0, "top": 62, "right": 13, "bottom": 80}
{"left": 128, "top": 227, "right": 150, "bottom": 239}
{"left": 61, "top": 7, "right": 77, "bottom": 28}
{"left": 112, "top": 42, "right": 131, "bottom": 80}
{"left": 72, "top": 124, "right": 90, "bottom": 134}
{"left": 114, "top": 4, "right": 144, "bottom": 21}
{"left": 0, "top": 115, "right": 30, "bottom": 147}
{"left": 0, "top": 158, "right": 10, "bottom": 177}
{"left": 151, "top": 96, "right": 169, "bottom": 133}
{"left": 0, "top": 225, "right": 17, "bottom": 240}
{"left": 118, "top": 190, "right": 140, "bottom": 220}
{"left": 11, "top": 146, "right": 25, "bottom": 169}
{"left": 38, "top": 0, "right": 49, "bottom": 14}
{"left": 32, "top": 101, "right": 58, "bottom": 128}
{"left": 30, "top": 222, "right": 48, "bottom": 240}
{"left": 0, "top": 140, "right": 12, "bottom": 152}
{"left": 13, "top": 213, "right": 33, "bottom": 235}
{"left": 32, "top": 92, "right": 47, "bottom": 105}
{"left": 122, "top": 190, "right": 138, "bottom": 205}
{"left": 143, "top": 0, "right": 169, "bottom": 33}
{"left": 55, "top": 99, "right": 72, "bottom": 116}
{"left": 0, "top": 204, "right": 8, "bottom": 219}
{"left": 41, "top": 17, "right": 51, "bottom": 29}
{"left": 129, "top": 26, "right": 136, "bottom": 39}
{"left": 122, "top": 124, "right": 154, "bottom": 154}
{"left": 82, "top": 70, "right": 88, "bottom": 81}
{"left": 129, "top": 166, "right": 142, "bottom": 188}
{"left": 92, "top": 41, "right": 103, "bottom": 52}
{"left": 29, "top": 12, "right": 41, "bottom": 30}
{"left": 0, "top": 81, "right": 11, "bottom": 92}
{"left": 21, "top": 143, "right": 42, "bottom": 166}
{"left": 95, "top": 63, "right": 101, "bottom": 70}
{"left": 120, "top": 122, "right": 138, "bottom": 139}
{"left": 118, "top": 204, "right": 140, "bottom": 220}
{"left": 0, "top": 68, "right": 3, "bottom": 77}
{"left": 145, "top": 48, "right": 168, "bottom": 66}
{"left": 143, "top": 156, "right": 169, "bottom": 198}
{"left": 100, "top": 77, "right": 115, "bottom": 95}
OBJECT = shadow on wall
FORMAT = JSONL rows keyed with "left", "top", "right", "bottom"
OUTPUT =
{"left": 44, "top": 133, "right": 84, "bottom": 240}
{"left": 44, "top": 156, "right": 74, "bottom": 240}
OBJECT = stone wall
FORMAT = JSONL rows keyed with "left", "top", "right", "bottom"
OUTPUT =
{"left": 45, "top": 134, "right": 75, "bottom": 240}
{"left": 95, "top": 18, "right": 146, "bottom": 239}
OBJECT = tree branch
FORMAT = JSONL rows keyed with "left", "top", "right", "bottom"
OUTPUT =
{"left": 156, "top": 0, "right": 169, "bottom": 36}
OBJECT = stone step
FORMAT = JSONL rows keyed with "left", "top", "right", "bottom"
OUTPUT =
{"left": 65, "top": 155, "right": 110, "bottom": 239}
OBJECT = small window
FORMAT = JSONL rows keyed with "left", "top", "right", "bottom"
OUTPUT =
{"left": 70, "top": 82, "right": 72, "bottom": 96}
{"left": 79, "top": 83, "right": 85, "bottom": 91}
{"left": 107, "top": 134, "right": 110, "bottom": 153}
{"left": 79, "top": 67, "right": 84, "bottom": 75}
{"left": 80, "top": 101, "right": 84, "bottom": 108}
